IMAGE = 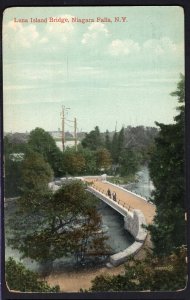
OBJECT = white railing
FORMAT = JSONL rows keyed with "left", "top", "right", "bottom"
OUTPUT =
{"left": 87, "top": 186, "right": 133, "bottom": 218}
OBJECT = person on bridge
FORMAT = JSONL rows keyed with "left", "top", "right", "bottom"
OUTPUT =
{"left": 113, "top": 192, "right": 117, "bottom": 202}
{"left": 107, "top": 189, "right": 111, "bottom": 198}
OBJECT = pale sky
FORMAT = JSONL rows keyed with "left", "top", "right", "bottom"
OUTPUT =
{"left": 3, "top": 6, "right": 184, "bottom": 133}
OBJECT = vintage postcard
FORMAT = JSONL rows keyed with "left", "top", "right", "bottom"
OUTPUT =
{"left": 2, "top": 5, "right": 187, "bottom": 297}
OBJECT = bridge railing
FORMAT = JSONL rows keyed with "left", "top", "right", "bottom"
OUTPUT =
{"left": 90, "top": 184, "right": 134, "bottom": 212}
{"left": 87, "top": 186, "right": 134, "bottom": 219}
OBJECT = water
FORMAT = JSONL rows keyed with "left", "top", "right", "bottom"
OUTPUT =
{"left": 123, "top": 166, "right": 155, "bottom": 200}
{"left": 5, "top": 198, "right": 134, "bottom": 272}
{"left": 56, "top": 140, "right": 79, "bottom": 151}
{"left": 97, "top": 201, "right": 134, "bottom": 252}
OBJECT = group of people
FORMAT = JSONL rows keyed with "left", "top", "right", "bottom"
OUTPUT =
{"left": 107, "top": 188, "right": 117, "bottom": 202}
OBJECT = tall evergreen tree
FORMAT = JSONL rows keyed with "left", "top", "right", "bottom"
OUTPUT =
{"left": 111, "top": 131, "right": 119, "bottom": 163}
{"left": 117, "top": 127, "right": 125, "bottom": 157}
{"left": 82, "top": 126, "right": 103, "bottom": 151}
{"left": 148, "top": 74, "right": 185, "bottom": 256}
{"left": 118, "top": 148, "right": 140, "bottom": 178}
{"left": 105, "top": 130, "right": 111, "bottom": 151}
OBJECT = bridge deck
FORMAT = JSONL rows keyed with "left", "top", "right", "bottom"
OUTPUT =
{"left": 85, "top": 179, "right": 156, "bottom": 224}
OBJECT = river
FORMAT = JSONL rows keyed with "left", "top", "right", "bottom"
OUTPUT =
{"left": 122, "top": 166, "right": 155, "bottom": 200}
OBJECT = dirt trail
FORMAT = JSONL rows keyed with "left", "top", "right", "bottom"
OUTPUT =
{"left": 46, "top": 264, "right": 124, "bottom": 292}
{"left": 46, "top": 237, "right": 151, "bottom": 292}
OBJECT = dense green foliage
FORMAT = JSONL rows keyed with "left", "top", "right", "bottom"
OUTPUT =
{"left": 63, "top": 148, "right": 86, "bottom": 175}
{"left": 4, "top": 158, "right": 23, "bottom": 198}
{"left": 62, "top": 146, "right": 112, "bottom": 175}
{"left": 6, "top": 257, "right": 60, "bottom": 292}
{"left": 118, "top": 149, "right": 140, "bottom": 177}
{"left": 80, "top": 125, "right": 157, "bottom": 178}
{"left": 95, "top": 148, "right": 112, "bottom": 171}
{"left": 148, "top": 74, "right": 185, "bottom": 256}
{"left": 4, "top": 124, "right": 158, "bottom": 198}
{"left": 111, "top": 131, "right": 119, "bottom": 163}
{"left": 109, "top": 126, "right": 157, "bottom": 166}
{"left": 89, "top": 246, "right": 187, "bottom": 291}
{"left": 28, "top": 127, "right": 64, "bottom": 177}
{"left": 77, "top": 147, "right": 97, "bottom": 175}
{"left": 81, "top": 126, "right": 103, "bottom": 150}
{"left": 21, "top": 151, "right": 53, "bottom": 194}
{"left": 4, "top": 136, "right": 28, "bottom": 197}
{"left": 4, "top": 128, "right": 63, "bottom": 197}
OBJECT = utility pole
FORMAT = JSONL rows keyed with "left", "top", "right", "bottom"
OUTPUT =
{"left": 74, "top": 117, "right": 77, "bottom": 151}
{"left": 61, "top": 105, "right": 70, "bottom": 151}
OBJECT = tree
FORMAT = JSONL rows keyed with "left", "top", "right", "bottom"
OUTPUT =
{"left": 105, "top": 130, "right": 111, "bottom": 151}
{"left": 111, "top": 131, "right": 119, "bottom": 163}
{"left": 95, "top": 148, "right": 112, "bottom": 171}
{"left": 77, "top": 146, "right": 97, "bottom": 175}
{"left": 148, "top": 74, "right": 185, "bottom": 256}
{"left": 117, "top": 127, "right": 125, "bottom": 157}
{"left": 81, "top": 126, "right": 103, "bottom": 151}
{"left": 4, "top": 136, "right": 28, "bottom": 197}
{"left": 21, "top": 151, "right": 53, "bottom": 194}
{"left": 118, "top": 148, "right": 140, "bottom": 178}
{"left": 63, "top": 148, "right": 86, "bottom": 175}
{"left": 4, "top": 158, "right": 23, "bottom": 198}
{"left": 89, "top": 246, "right": 187, "bottom": 291}
{"left": 28, "top": 127, "right": 64, "bottom": 177}
{"left": 8, "top": 181, "right": 109, "bottom": 268}
{"left": 6, "top": 257, "right": 60, "bottom": 292}
{"left": 110, "top": 127, "right": 126, "bottom": 165}
{"left": 123, "top": 126, "right": 158, "bottom": 165}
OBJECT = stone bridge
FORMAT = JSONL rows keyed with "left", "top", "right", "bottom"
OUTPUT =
{"left": 85, "top": 179, "right": 155, "bottom": 266}
{"left": 49, "top": 176, "right": 156, "bottom": 267}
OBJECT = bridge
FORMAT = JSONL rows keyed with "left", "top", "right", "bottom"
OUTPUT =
{"left": 82, "top": 176, "right": 156, "bottom": 266}
{"left": 84, "top": 177, "right": 156, "bottom": 225}
{"left": 49, "top": 176, "right": 156, "bottom": 266}
{"left": 87, "top": 185, "right": 131, "bottom": 218}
